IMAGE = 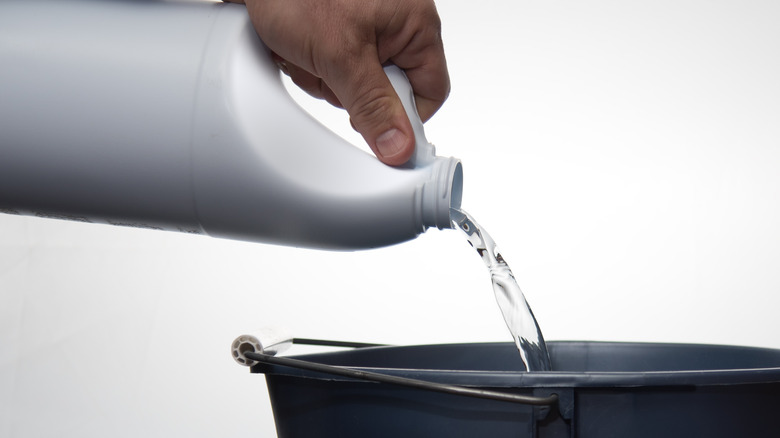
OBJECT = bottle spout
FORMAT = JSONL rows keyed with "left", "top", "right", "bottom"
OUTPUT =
{"left": 385, "top": 65, "right": 463, "bottom": 230}
{"left": 421, "top": 157, "right": 463, "bottom": 229}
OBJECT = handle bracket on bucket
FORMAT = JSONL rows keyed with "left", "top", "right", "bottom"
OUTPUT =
{"left": 244, "top": 348, "right": 558, "bottom": 407}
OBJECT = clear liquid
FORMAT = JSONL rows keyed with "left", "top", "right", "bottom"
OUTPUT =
{"left": 451, "top": 208, "right": 552, "bottom": 371}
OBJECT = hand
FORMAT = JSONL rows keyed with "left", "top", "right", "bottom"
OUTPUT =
{"left": 223, "top": 0, "right": 450, "bottom": 166}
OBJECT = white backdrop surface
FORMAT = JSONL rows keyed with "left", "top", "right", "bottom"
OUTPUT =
{"left": 2, "top": 0, "right": 780, "bottom": 436}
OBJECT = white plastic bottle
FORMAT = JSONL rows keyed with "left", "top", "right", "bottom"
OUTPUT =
{"left": 0, "top": 0, "right": 462, "bottom": 250}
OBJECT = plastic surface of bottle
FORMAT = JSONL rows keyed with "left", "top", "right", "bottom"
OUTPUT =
{"left": 0, "top": 0, "right": 462, "bottom": 250}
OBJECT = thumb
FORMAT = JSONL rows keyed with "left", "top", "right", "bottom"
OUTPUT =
{"left": 328, "top": 62, "right": 415, "bottom": 166}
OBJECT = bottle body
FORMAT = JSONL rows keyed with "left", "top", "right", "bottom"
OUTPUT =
{"left": 0, "top": 0, "right": 461, "bottom": 250}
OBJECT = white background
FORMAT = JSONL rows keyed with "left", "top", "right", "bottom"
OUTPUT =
{"left": 2, "top": 0, "right": 780, "bottom": 436}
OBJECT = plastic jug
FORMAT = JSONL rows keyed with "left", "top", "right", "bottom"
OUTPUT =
{"left": 0, "top": 0, "right": 462, "bottom": 250}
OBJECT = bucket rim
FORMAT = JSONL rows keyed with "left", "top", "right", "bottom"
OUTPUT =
{"left": 250, "top": 340, "right": 780, "bottom": 388}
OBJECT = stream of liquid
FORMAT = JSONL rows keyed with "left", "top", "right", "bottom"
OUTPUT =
{"left": 451, "top": 208, "right": 552, "bottom": 371}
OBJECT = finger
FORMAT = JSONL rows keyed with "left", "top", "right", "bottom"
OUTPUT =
{"left": 324, "top": 58, "right": 415, "bottom": 166}
{"left": 379, "top": 1, "right": 450, "bottom": 122}
{"left": 404, "top": 61, "right": 450, "bottom": 122}
{"left": 279, "top": 59, "right": 343, "bottom": 108}
{"left": 389, "top": 42, "right": 450, "bottom": 122}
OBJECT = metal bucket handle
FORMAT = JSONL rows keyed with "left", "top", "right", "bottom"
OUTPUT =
{"left": 243, "top": 338, "right": 558, "bottom": 407}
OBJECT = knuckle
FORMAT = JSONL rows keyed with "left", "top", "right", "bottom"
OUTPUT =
{"left": 350, "top": 87, "right": 396, "bottom": 132}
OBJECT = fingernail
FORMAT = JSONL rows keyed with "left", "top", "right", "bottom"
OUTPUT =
{"left": 375, "top": 128, "right": 408, "bottom": 160}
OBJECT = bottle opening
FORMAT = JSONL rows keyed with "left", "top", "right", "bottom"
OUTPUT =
{"left": 450, "top": 161, "right": 463, "bottom": 210}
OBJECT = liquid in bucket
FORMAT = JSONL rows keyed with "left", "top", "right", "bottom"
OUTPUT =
{"left": 451, "top": 208, "right": 551, "bottom": 371}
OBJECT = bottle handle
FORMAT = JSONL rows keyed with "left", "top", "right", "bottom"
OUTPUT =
{"left": 384, "top": 65, "right": 436, "bottom": 168}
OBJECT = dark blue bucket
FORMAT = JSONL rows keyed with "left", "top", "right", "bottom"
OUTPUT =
{"left": 249, "top": 341, "right": 780, "bottom": 437}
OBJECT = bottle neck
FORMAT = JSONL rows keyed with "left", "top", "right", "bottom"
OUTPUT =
{"left": 418, "top": 156, "right": 463, "bottom": 230}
